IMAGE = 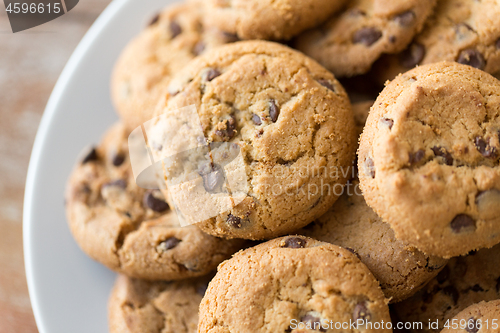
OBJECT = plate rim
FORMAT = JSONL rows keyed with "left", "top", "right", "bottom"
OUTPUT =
{"left": 22, "top": 0, "right": 129, "bottom": 331}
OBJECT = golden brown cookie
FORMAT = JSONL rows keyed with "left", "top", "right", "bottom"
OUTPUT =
{"left": 65, "top": 123, "right": 244, "bottom": 280}
{"left": 440, "top": 300, "right": 500, "bottom": 333}
{"left": 373, "top": 0, "right": 500, "bottom": 85}
{"left": 358, "top": 62, "right": 500, "bottom": 258}
{"left": 393, "top": 244, "right": 500, "bottom": 333}
{"left": 150, "top": 41, "right": 357, "bottom": 240}
{"left": 202, "top": 0, "right": 348, "bottom": 41}
{"left": 111, "top": 3, "right": 234, "bottom": 131}
{"left": 198, "top": 236, "right": 392, "bottom": 333}
{"left": 108, "top": 275, "right": 210, "bottom": 333}
{"left": 300, "top": 180, "right": 448, "bottom": 303}
{"left": 294, "top": 0, "right": 436, "bottom": 77}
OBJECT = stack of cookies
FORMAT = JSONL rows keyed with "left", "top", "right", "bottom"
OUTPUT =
{"left": 65, "top": 0, "right": 500, "bottom": 332}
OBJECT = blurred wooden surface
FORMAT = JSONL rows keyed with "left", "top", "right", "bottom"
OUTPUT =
{"left": 0, "top": 1, "right": 112, "bottom": 331}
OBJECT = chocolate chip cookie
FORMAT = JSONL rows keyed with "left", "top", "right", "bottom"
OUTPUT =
{"left": 440, "top": 300, "right": 500, "bottom": 333}
{"left": 373, "top": 0, "right": 500, "bottom": 85}
{"left": 202, "top": 0, "right": 348, "bottom": 41}
{"left": 198, "top": 236, "right": 391, "bottom": 333}
{"left": 111, "top": 3, "right": 234, "bottom": 131}
{"left": 108, "top": 274, "right": 210, "bottom": 333}
{"left": 393, "top": 244, "right": 500, "bottom": 333}
{"left": 358, "top": 62, "right": 500, "bottom": 258}
{"left": 300, "top": 180, "right": 448, "bottom": 303}
{"left": 65, "top": 123, "right": 244, "bottom": 280}
{"left": 294, "top": 0, "right": 436, "bottom": 77}
{"left": 149, "top": 41, "right": 357, "bottom": 240}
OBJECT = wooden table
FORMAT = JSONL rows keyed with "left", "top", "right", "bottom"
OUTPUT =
{"left": 0, "top": 1, "right": 112, "bottom": 331}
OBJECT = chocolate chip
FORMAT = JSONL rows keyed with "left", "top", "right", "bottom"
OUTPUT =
{"left": 393, "top": 10, "right": 416, "bottom": 27}
{"left": 436, "top": 266, "right": 450, "bottom": 284}
{"left": 345, "top": 247, "right": 361, "bottom": 260}
{"left": 301, "top": 314, "right": 325, "bottom": 332}
{"left": 269, "top": 99, "right": 280, "bottom": 123}
{"left": 380, "top": 117, "right": 394, "bottom": 129}
{"left": 475, "top": 136, "right": 497, "bottom": 158}
{"left": 227, "top": 214, "right": 242, "bottom": 228}
{"left": 193, "top": 41, "right": 205, "bottom": 56}
{"left": 282, "top": 237, "right": 307, "bottom": 248}
{"left": 169, "top": 21, "right": 182, "bottom": 39}
{"left": 215, "top": 116, "right": 237, "bottom": 141}
{"left": 317, "top": 79, "right": 335, "bottom": 92}
{"left": 496, "top": 276, "right": 500, "bottom": 293}
{"left": 443, "top": 286, "right": 459, "bottom": 305}
{"left": 148, "top": 13, "right": 160, "bottom": 26}
{"left": 457, "top": 49, "right": 486, "bottom": 70}
{"left": 466, "top": 318, "right": 479, "bottom": 333}
{"left": 202, "top": 68, "right": 221, "bottom": 82}
{"left": 353, "top": 27, "right": 382, "bottom": 46}
{"left": 432, "top": 146, "right": 453, "bottom": 165}
{"left": 353, "top": 302, "right": 371, "bottom": 322}
{"left": 112, "top": 154, "right": 125, "bottom": 167}
{"left": 157, "top": 237, "right": 181, "bottom": 251}
{"left": 222, "top": 32, "right": 240, "bottom": 43}
{"left": 348, "top": 8, "right": 366, "bottom": 17}
{"left": 199, "top": 163, "right": 226, "bottom": 194}
{"left": 365, "top": 157, "right": 375, "bottom": 178}
{"left": 470, "top": 284, "right": 484, "bottom": 292}
{"left": 252, "top": 114, "right": 262, "bottom": 125}
{"left": 82, "top": 148, "right": 98, "bottom": 164}
{"left": 450, "top": 214, "right": 476, "bottom": 233}
{"left": 476, "top": 189, "right": 500, "bottom": 219}
{"left": 409, "top": 149, "right": 425, "bottom": 165}
{"left": 399, "top": 43, "right": 425, "bottom": 68}
{"left": 144, "top": 191, "right": 170, "bottom": 212}
{"left": 103, "top": 179, "right": 127, "bottom": 189}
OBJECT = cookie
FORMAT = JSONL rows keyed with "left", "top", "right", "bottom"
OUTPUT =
{"left": 148, "top": 40, "right": 357, "bottom": 240}
{"left": 393, "top": 244, "right": 500, "bottom": 333}
{"left": 358, "top": 62, "right": 500, "bottom": 258}
{"left": 198, "top": 236, "right": 392, "bottom": 333}
{"left": 65, "top": 122, "right": 244, "bottom": 280}
{"left": 111, "top": 3, "right": 234, "bottom": 131}
{"left": 294, "top": 0, "right": 436, "bottom": 77}
{"left": 440, "top": 300, "right": 500, "bottom": 333}
{"left": 108, "top": 274, "right": 210, "bottom": 333}
{"left": 373, "top": 0, "right": 500, "bottom": 85}
{"left": 201, "top": 0, "right": 348, "bottom": 41}
{"left": 300, "top": 180, "right": 449, "bottom": 303}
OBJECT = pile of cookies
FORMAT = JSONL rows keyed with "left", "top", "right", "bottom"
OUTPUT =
{"left": 65, "top": 0, "right": 500, "bottom": 332}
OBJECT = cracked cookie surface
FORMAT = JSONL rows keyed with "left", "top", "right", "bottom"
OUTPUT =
{"left": 198, "top": 236, "right": 391, "bottom": 333}
{"left": 108, "top": 274, "right": 210, "bottom": 333}
{"left": 300, "top": 180, "right": 448, "bottom": 303}
{"left": 440, "top": 300, "right": 500, "bottom": 333}
{"left": 201, "top": 0, "right": 347, "bottom": 41}
{"left": 393, "top": 244, "right": 500, "bottom": 333}
{"left": 358, "top": 62, "right": 500, "bottom": 258}
{"left": 294, "top": 0, "right": 436, "bottom": 77}
{"left": 373, "top": 0, "right": 500, "bottom": 85}
{"left": 151, "top": 41, "right": 357, "bottom": 240}
{"left": 65, "top": 123, "right": 244, "bottom": 280}
{"left": 111, "top": 2, "right": 234, "bottom": 131}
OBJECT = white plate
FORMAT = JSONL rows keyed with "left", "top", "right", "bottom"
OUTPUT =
{"left": 23, "top": 0, "right": 176, "bottom": 332}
